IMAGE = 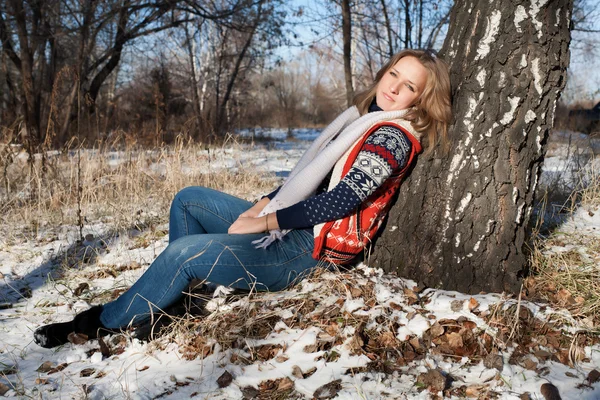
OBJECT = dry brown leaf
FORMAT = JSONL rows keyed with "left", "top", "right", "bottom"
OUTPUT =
{"left": 217, "top": 371, "right": 233, "bottom": 388}
{"left": 379, "top": 331, "right": 398, "bottom": 348}
{"left": 36, "top": 361, "right": 54, "bottom": 373}
{"left": 467, "top": 297, "right": 479, "bottom": 311}
{"left": 80, "top": 368, "right": 96, "bottom": 377}
{"left": 465, "top": 385, "right": 482, "bottom": 397}
{"left": 68, "top": 332, "right": 88, "bottom": 345}
{"left": 277, "top": 377, "right": 294, "bottom": 391}
{"left": 47, "top": 363, "right": 68, "bottom": 375}
{"left": 447, "top": 332, "right": 464, "bottom": 349}
{"left": 292, "top": 365, "right": 304, "bottom": 379}
{"left": 275, "top": 354, "right": 289, "bottom": 363}
{"left": 430, "top": 323, "right": 445, "bottom": 338}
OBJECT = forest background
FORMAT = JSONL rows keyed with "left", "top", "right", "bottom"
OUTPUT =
{"left": 0, "top": 0, "right": 598, "bottom": 151}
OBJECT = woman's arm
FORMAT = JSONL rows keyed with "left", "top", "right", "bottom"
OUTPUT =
{"left": 228, "top": 211, "right": 280, "bottom": 234}
{"left": 239, "top": 196, "right": 270, "bottom": 218}
{"left": 276, "top": 125, "right": 412, "bottom": 229}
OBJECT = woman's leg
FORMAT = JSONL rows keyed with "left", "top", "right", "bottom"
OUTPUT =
{"left": 169, "top": 186, "right": 253, "bottom": 242}
{"left": 100, "top": 228, "right": 318, "bottom": 329}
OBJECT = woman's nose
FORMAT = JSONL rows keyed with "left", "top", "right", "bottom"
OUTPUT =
{"left": 389, "top": 82, "right": 399, "bottom": 94}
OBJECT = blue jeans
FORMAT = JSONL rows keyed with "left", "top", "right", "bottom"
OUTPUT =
{"left": 99, "top": 186, "right": 320, "bottom": 329}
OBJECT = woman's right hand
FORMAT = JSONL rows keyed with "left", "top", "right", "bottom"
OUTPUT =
{"left": 238, "top": 197, "right": 270, "bottom": 218}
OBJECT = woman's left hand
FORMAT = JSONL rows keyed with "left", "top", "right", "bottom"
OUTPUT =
{"left": 228, "top": 216, "right": 267, "bottom": 234}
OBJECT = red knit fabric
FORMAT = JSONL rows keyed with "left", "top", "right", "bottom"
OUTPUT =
{"left": 312, "top": 122, "right": 423, "bottom": 264}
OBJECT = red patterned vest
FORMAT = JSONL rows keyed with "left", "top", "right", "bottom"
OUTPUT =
{"left": 312, "top": 120, "right": 423, "bottom": 264}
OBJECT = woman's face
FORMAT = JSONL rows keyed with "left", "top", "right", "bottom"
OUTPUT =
{"left": 375, "top": 56, "right": 428, "bottom": 111}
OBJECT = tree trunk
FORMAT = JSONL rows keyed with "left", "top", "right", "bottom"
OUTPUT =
{"left": 341, "top": 0, "right": 353, "bottom": 107}
{"left": 369, "top": 0, "right": 573, "bottom": 294}
{"left": 379, "top": 0, "right": 394, "bottom": 58}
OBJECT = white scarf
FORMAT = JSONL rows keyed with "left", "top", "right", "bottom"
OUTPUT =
{"left": 252, "top": 106, "right": 413, "bottom": 248}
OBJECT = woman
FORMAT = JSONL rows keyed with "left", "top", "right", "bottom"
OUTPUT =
{"left": 34, "top": 49, "right": 452, "bottom": 348}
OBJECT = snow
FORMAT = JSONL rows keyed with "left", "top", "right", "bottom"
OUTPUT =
{"left": 1, "top": 130, "right": 600, "bottom": 399}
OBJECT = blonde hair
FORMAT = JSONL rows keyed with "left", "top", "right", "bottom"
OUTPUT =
{"left": 353, "top": 49, "right": 452, "bottom": 151}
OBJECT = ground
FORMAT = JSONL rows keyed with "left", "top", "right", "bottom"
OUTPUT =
{"left": 0, "top": 129, "right": 599, "bottom": 399}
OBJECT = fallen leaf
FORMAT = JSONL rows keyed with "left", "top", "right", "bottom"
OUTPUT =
{"left": 74, "top": 282, "right": 89, "bottom": 296}
{"left": 540, "top": 382, "right": 562, "bottom": 400}
{"left": 80, "top": 368, "right": 96, "bottom": 377}
{"left": 36, "top": 361, "right": 54, "bottom": 372}
{"left": 217, "top": 370, "right": 233, "bottom": 388}
{"left": 313, "top": 379, "right": 342, "bottom": 399}
{"left": 277, "top": 377, "right": 294, "bottom": 391}
{"left": 417, "top": 369, "right": 448, "bottom": 392}
{"left": 467, "top": 297, "right": 479, "bottom": 311}
{"left": 587, "top": 369, "right": 600, "bottom": 384}
{"left": 137, "top": 366, "right": 150, "bottom": 372}
{"left": 241, "top": 386, "right": 259, "bottom": 399}
{"left": 99, "top": 336, "right": 111, "bottom": 357}
{"left": 35, "top": 378, "right": 49, "bottom": 385}
{"left": 0, "top": 383, "right": 9, "bottom": 396}
{"left": 47, "top": 363, "right": 68, "bottom": 375}
{"left": 429, "top": 323, "right": 445, "bottom": 338}
{"left": 451, "top": 300, "right": 463, "bottom": 312}
{"left": 292, "top": 365, "right": 303, "bottom": 379}
{"left": 483, "top": 353, "right": 503, "bottom": 371}
{"left": 446, "top": 332, "right": 463, "bottom": 349}
{"left": 68, "top": 332, "right": 88, "bottom": 345}
{"left": 304, "top": 366, "right": 317, "bottom": 378}
{"left": 465, "top": 385, "right": 482, "bottom": 397}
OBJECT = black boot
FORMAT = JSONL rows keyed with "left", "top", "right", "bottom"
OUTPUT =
{"left": 34, "top": 305, "right": 108, "bottom": 348}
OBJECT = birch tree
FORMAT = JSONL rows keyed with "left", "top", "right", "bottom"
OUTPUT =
{"left": 370, "top": 0, "right": 574, "bottom": 293}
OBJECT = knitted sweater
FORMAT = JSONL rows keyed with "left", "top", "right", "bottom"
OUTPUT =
{"left": 313, "top": 121, "right": 422, "bottom": 263}
{"left": 275, "top": 125, "right": 412, "bottom": 229}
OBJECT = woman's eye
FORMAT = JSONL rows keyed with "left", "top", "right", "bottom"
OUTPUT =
{"left": 390, "top": 71, "right": 397, "bottom": 77}
{"left": 406, "top": 84, "right": 415, "bottom": 92}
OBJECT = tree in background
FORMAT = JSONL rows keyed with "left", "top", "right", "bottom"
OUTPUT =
{"left": 371, "top": 0, "right": 574, "bottom": 293}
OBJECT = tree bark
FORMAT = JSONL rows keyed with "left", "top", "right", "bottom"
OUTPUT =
{"left": 341, "top": 0, "right": 353, "bottom": 107}
{"left": 379, "top": 0, "right": 394, "bottom": 58}
{"left": 370, "top": 0, "right": 573, "bottom": 294}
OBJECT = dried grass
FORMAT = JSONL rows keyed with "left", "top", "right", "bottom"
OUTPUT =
{"left": 0, "top": 134, "right": 277, "bottom": 242}
{"left": 528, "top": 156, "right": 600, "bottom": 327}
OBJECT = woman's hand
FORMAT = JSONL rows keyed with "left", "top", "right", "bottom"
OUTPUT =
{"left": 239, "top": 197, "right": 270, "bottom": 218}
{"left": 228, "top": 213, "right": 280, "bottom": 234}
{"left": 228, "top": 216, "right": 266, "bottom": 234}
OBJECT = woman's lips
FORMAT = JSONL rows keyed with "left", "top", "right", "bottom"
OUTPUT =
{"left": 383, "top": 93, "right": 394, "bottom": 102}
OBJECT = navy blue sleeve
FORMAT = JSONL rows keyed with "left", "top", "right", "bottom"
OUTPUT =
{"left": 276, "top": 125, "right": 413, "bottom": 229}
